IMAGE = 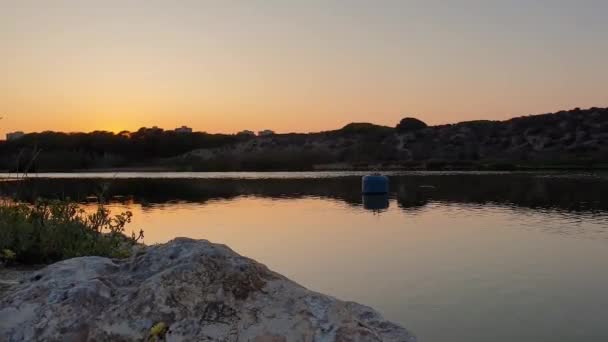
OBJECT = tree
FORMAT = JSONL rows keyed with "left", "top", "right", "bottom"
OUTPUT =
{"left": 396, "top": 117, "right": 427, "bottom": 132}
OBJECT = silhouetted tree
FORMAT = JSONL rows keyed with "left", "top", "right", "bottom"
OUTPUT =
{"left": 396, "top": 117, "right": 427, "bottom": 132}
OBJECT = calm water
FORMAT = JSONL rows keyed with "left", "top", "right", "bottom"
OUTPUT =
{"left": 2, "top": 172, "right": 608, "bottom": 342}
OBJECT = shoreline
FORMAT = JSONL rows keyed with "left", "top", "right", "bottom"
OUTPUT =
{"left": 2, "top": 162, "right": 608, "bottom": 175}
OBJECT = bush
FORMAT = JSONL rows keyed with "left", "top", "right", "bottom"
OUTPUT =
{"left": 0, "top": 201, "right": 142, "bottom": 264}
{"left": 338, "top": 123, "right": 394, "bottom": 136}
{"left": 396, "top": 117, "right": 428, "bottom": 132}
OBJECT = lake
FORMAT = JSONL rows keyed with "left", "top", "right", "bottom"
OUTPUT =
{"left": 2, "top": 171, "right": 608, "bottom": 342}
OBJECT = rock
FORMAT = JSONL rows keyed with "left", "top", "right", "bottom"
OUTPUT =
{"left": 0, "top": 266, "right": 40, "bottom": 299}
{"left": 0, "top": 238, "right": 416, "bottom": 342}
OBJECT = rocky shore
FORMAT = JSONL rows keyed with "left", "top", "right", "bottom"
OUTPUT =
{"left": 0, "top": 238, "right": 415, "bottom": 341}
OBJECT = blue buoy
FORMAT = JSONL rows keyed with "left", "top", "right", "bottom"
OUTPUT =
{"left": 362, "top": 173, "right": 389, "bottom": 195}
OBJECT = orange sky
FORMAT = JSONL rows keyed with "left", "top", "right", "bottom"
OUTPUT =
{"left": 1, "top": 1, "right": 607, "bottom": 137}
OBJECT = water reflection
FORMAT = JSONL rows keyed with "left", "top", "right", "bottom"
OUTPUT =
{"left": 2, "top": 173, "right": 608, "bottom": 342}
{"left": 2, "top": 173, "right": 608, "bottom": 215}
{"left": 362, "top": 194, "right": 389, "bottom": 213}
{"left": 88, "top": 196, "right": 608, "bottom": 342}
{"left": 362, "top": 194, "right": 390, "bottom": 212}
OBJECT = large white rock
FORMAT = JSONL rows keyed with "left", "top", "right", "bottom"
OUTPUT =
{"left": 0, "top": 238, "right": 415, "bottom": 341}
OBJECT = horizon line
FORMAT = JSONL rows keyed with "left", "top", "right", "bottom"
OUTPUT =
{"left": 2, "top": 106, "right": 604, "bottom": 137}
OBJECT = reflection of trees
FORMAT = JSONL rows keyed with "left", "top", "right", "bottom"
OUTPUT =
{"left": 390, "top": 174, "right": 608, "bottom": 213}
{"left": 0, "top": 178, "right": 363, "bottom": 206}
{"left": 395, "top": 183, "right": 430, "bottom": 211}
{"left": 2, "top": 174, "right": 608, "bottom": 215}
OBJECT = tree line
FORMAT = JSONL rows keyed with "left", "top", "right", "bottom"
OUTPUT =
{"left": 0, "top": 128, "right": 249, "bottom": 172}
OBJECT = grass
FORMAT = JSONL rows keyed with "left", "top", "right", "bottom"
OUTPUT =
{"left": 0, "top": 200, "right": 143, "bottom": 265}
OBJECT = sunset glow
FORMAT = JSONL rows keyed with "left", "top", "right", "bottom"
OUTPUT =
{"left": 1, "top": 0, "right": 607, "bottom": 137}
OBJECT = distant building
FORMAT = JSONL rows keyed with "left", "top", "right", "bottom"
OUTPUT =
{"left": 258, "top": 129, "right": 275, "bottom": 137}
{"left": 237, "top": 130, "right": 256, "bottom": 137}
{"left": 6, "top": 131, "right": 25, "bottom": 141}
{"left": 175, "top": 126, "right": 193, "bottom": 134}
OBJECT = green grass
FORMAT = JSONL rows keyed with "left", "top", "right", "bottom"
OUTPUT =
{"left": 0, "top": 200, "right": 142, "bottom": 265}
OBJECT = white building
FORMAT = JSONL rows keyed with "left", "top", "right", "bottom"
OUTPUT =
{"left": 258, "top": 129, "right": 275, "bottom": 137}
{"left": 175, "top": 126, "right": 193, "bottom": 134}
{"left": 6, "top": 131, "right": 25, "bottom": 141}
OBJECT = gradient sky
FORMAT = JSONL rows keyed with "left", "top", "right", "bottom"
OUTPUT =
{"left": 1, "top": 0, "right": 607, "bottom": 136}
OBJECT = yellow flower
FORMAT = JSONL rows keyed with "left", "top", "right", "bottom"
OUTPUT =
{"left": 148, "top": 322, "right": 168, "bottom": 341}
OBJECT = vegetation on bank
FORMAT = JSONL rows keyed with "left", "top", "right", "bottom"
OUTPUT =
{"left": 0, "top": 127, "right": 247, "bottom": 172}
{"left": 0, "top": 107, "right": 607, "bottom": 172}
{"left": 0, "top": 200, "right": 142, "bottom": 265}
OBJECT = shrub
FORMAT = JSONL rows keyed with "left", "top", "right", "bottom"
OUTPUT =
{"left": 396, "top": 117, "right": 428, "bottom": 132}
{"left": 0, "top": 200, "right": 142, "bottom": 264}
{"left": 339, "top": 123, "right": 394, "bottom": 135}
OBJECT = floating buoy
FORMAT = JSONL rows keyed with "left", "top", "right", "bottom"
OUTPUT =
{"left": 362, "top": 173, "right": 389, "bottom": 195}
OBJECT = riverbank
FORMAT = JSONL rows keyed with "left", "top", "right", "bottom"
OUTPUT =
{"left": 0, "top": 238, "right": 416, "bottom": 341}
{"left": 3, "top": 160, "right": 608, "bottom": 174}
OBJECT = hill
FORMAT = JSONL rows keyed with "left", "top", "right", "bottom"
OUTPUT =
{"left": 1, "top": 107, "right": 607, "bottom": 172}
{"left": 178, "top": 107, "right": 608, "bottom": 171}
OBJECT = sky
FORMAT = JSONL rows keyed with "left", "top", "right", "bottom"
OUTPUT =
{"left": 1, "top": 0, "right": 607, "bottom": 136}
